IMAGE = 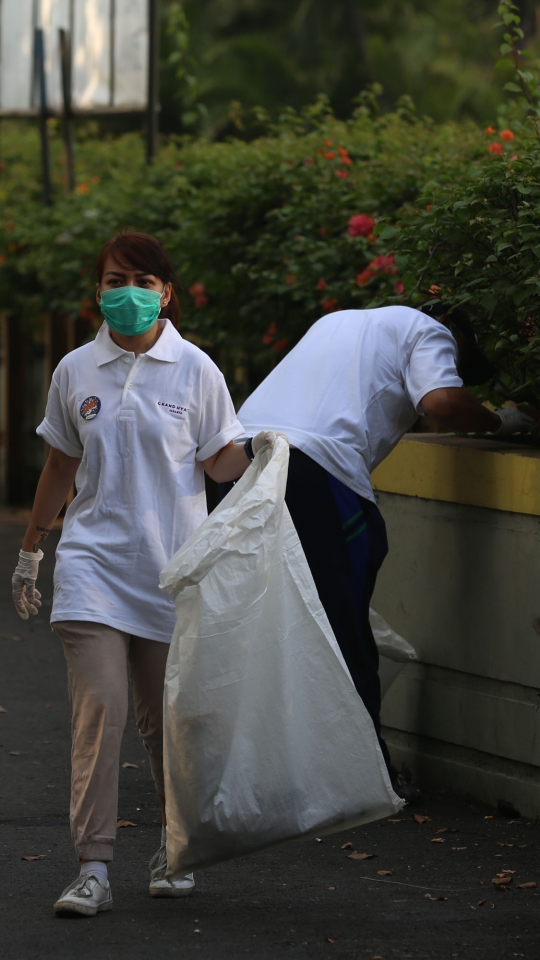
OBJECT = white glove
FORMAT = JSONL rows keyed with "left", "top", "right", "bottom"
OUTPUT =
{"left": 251, "top": 430, "right": 289, "bottom": 455}
{"left": 491, "top": 408, "right": 537, "bottom": 439}
{"left": 12, "top": 549, "right": 43, "bottom": 620}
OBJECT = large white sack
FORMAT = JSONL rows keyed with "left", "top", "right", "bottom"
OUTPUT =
{"left": 160, "top": 437, "right": 402, "bottom": 875}
{"left": 369, "top": 608, "right": 417, "bottom": 698}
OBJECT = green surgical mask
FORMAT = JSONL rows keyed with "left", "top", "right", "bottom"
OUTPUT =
{"left": 99, "top": 286, "right": 164, "bottom": 336}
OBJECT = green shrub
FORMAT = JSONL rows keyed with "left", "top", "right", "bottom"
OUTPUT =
{"left": 0, "top": 103, "right": 487, "bottom": 400}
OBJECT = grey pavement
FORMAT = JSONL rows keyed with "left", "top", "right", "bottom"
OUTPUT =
{"left": 1, "top": 520, "right": 539, "bottom": 960}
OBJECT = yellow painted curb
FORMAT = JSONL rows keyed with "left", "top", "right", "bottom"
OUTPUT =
{"left": 371, "top": 436, "right": 540, "bottom": 517}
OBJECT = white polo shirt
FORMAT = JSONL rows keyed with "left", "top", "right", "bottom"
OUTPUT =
{"left": 37, "top": 320, "right": 244, "bottom": 642}
{"left": 238, "top": 307, "right": 463, "bottom": 502}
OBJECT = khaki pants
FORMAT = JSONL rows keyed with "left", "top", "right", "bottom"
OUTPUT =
{"left": 53, "top": 620, "right": 169, "bottom": 862}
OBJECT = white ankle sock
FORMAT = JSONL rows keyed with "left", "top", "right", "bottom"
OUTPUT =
{"left": 80, "top": 861, "right": 108, "bottom": 885}
{"left": 161, "top": 825, "right": 167, "bottom": 847}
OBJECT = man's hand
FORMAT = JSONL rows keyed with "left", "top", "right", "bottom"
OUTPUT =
{"left": 491, "top": 407, "right": 537, "bottom": 438}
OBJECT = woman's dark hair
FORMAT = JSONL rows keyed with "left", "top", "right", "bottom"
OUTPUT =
{"left": 96, "top": 232, "right": 181, "bottom": 328}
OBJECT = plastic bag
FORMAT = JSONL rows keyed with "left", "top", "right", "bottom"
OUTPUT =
{"left": 160, "top": 437, "right": 402, "bottom": 875}
{"left": 369, "top": 608, "right": 417, "bottom": 698}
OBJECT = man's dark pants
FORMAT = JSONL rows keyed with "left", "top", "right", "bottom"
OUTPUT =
{"left": 284, "top": 449, "right": 395, "bottom": 779}
{"left": 219, "top": 448, "right": 395, "bottom": 779}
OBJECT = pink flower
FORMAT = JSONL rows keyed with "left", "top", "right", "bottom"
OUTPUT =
{"left": 348, "top": 214, "right": 376, "bottom": 237}
{"left": 394, "top": 279, "right": 405, "bottom": 295}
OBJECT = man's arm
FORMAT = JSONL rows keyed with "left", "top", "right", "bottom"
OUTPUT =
{"left": 420, "top": 388, "right": 501, "bottom": 433}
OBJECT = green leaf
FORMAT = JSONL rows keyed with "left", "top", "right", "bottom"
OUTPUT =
{"left": 503, "top": 82, "right": 522, "bottom": 92}
{"left": 495, "top": 59, "right": 515, "bottom": 70}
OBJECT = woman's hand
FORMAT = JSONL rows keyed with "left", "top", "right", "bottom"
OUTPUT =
{"left": 12, "top": 550, "right": 44, "bottom": 620}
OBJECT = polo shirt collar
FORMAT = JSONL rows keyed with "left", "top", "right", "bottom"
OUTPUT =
{"left": 92, "top": 319, "right": 184, "bottom": 367}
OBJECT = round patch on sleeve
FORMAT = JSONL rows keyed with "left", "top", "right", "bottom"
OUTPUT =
{"left": 80, "top": 396, "right": 101, "bottom": 420}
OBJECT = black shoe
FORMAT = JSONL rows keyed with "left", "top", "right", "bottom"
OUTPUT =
{"left": 392, "top": 772, "right": 423, "bottom": 805}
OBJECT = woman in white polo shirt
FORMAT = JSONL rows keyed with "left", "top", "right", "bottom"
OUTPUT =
{"left": 11, "top": 232, "right": 271, "bottom": 917}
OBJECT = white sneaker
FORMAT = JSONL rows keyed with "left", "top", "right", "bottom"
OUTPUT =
{"left": 54, "top": 874, "right": 113, "bottom": 917}
{"left": 149, "top": 845, "right": 195, "bottom": 898}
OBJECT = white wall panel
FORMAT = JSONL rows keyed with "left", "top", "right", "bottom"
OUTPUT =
{"left": 0, "top": 0, "right": 148, "bottom": 112}
{"left": 114, "top": 0, "right": 147, "bottom": 108}
{"left": 0, "top": 0, "right": 34, "bottom": 110}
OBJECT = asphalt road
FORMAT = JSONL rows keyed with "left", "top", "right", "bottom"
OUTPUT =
{"left": 1, "top": 520, "right": 539, "bottom": 960}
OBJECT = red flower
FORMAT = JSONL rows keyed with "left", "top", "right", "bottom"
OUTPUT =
{"left": 5, "top": 222, "right": 14, "bottom": 231}
{"left": 340, "top": 156, "right": 352, "bottom": 165}
{"left": 188, "top": 282, "right": 208, "bottom": 308}
{"left": 394, "top": 279, "right": 405, "bottom": 295}
{"left": 316, "top": 279, "right": 328, "bottom": 290}
{"left": 338, "top": 146, "right": 349, "bottom": 157}
{"left": 489, "top": 142, "right": 503, "bottom": 155}
{"left": 356, "top": 268, "right": 374, "bottom": 287}
{"left": 320, "top": 298, "right": 338, "bottom": 312}
{"left": 320, "top": 227, "right": 328, "bottom": 237}
{"left": 484, "top": 126, "right": 496, "bottom": 135}
{"left": 324, "top": 151, "right": 336, "bottom": 160}
{"left": 324, "top": 139, "right": 333, "bottom": 147}
{"left": 429, "top": 284, "right": 441, "bottom": 295}
{"left": 500, "top": 129, "right": 514, "bottom": 141}
{"left": 426, "top": 204, "right": 433, "bottom": 211}
{"left": 262, "top": 322, "right": 278, "bottom": 345}
{"left": 273, "top": 338, "right": 288, "bottom": 352}
{"left": 0, "top": 254, "right": 6, "bottom": 265}
{"left": 348, "top": 214, "right": 376, "bottom": 237}
{"left": 356, "top": 254, "right": 397, "bottom": 288}
{"left": 174, "top": 162, "right": 183, "bottom": 169}
{"left": 335, "top": 170, "right": 349, "bottom": 179}
{"left": 285, "top": 273, "right": 297, "bottom": 286}
{"left": 304, "top": 157, "right": 314, "bottom": 166}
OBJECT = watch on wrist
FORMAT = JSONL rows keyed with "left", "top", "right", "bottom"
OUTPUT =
{"left": 244, "top": 437, "right": 255, "bottom": 461}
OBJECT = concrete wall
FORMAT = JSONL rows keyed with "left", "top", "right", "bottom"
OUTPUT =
{"left": 371, "top": 438, "right": 540, "bottom": 817}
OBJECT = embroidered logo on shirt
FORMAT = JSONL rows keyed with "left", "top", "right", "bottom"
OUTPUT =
{"left": 157, "top": 401, "right": 189, "bottom": 417}
{"left": 80, "top": 396, "right": 101, "bottom": 420}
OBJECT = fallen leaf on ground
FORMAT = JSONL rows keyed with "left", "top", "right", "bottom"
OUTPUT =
{"left": 477, "top": 899, "right": 487, "bottom": 907}
{"left": 388, "top": 818, "right": 406, "bottom": 823}
{"left": 500, "top": 869, "right": 515, "bottom": 875}
{"left": 22, "top": 855, "right": 45, "bottom": 861}
{"left": 492, "top": 876, "right": 512, "bottom": 885}
{"left": 452, "top": 847, "right": 467, "bottom": 851}
{"left": 507, "top": 820, "right": 520, "bottom": 825}
{"left": 10, "top": 751, "right": 19, "bottom": 756}
{"left": 45, "top": 704, "right": 52, "bottom": 709}
{"left": 0, "top": 706, "right": 7, "bottom": 713}
{"left": 516, "top": 882, "right": 537, "bottom": 889}
{"left": 412, "top": 814, "right": 431, "bottom": 824}
{"left": 437, "top": 827, "right": 448, "bottom": 834}
{"left": 326, "top": 938, "right": 338, "bottom": 944}
{"left": 117, "top": 819, "right": 137, "bottom": 828}
{"left": 328, "top": 886, "right": 335, "bottom": 890}
{"left": 377, "top": 870, "right": 394, "bottom": 876}
{"left": 484, "top": 815, "right": 494, "bottom": 820}
{"left": 347, "top": 852, "right": 377, "bottom": 860}
{"left": 431, "top": 838, "right": 445, "bottom": 843}
{"left": 518, "top": 844, "right": 528, "bottom": 849}
{"left": 1, "top": 633, "right": 21, "bottom": 641}
{"left": 425, "top": 894, "right": 447, "bottom": 901}
{"left": 341, "top": 842, "right": 354, "bottom": 850}
{"left": 497, "top": 842, "right": 514, "bottom": 847}
{"left": 121, "top": 762, "right": 138, "bottom": 769}
{"left": 315, "top": 838, "right": 323, "bottom": 843}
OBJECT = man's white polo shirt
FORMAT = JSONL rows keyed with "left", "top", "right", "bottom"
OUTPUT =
{"left": 238, "top": 306, "right": 463, "bottom": 503}
{"left": 37, "top": 320, "right": 244, "bottom": 643}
